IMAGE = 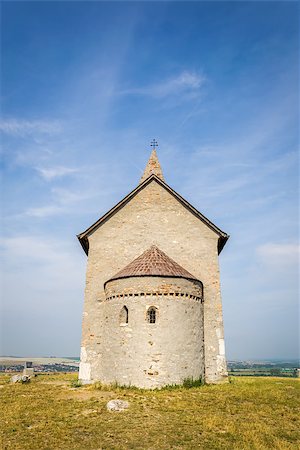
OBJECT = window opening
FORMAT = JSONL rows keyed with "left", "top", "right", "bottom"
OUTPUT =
{"left": 119, "top": 306, "right": 128, "bottom": 325}
{"left": 147, "top": 307, "right": 157, "bottom": 324}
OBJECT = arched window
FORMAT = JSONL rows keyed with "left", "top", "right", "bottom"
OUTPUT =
{"left": 147, "top": 306, "right": 157, "bottom": 324}
{"left": 119, "top": 306, "right": 128, "bottom": 325}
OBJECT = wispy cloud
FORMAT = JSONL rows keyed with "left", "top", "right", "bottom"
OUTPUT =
{"left": 120, "top": 70, "right": 206, "bottom": 98}
{"left": 1, "top": 235, "right": 64, "bottom": 265}
{"left": 257, "top": 243, "right": 300, "bottom": 267}
{"left": 35, "top": 166, "right": 79, "bottom": 181}
{"left": 25, "top": 205, "right": 63, "bottom": 218}
{"left": 23, "top": 187, "right": 96, "bottom": 218}
{"left": 0, "top": 119, "right": 62, "bottom": 136}
{"left": 0, "top": 234, "right": 85, "bottom": 298}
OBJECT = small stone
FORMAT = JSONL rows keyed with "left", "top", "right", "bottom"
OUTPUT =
{"left": 106, "top": 399, "right": 129, "bottom": 412}
{"left": 21, "top": 375, "right": 31, "bottom": 383}
{"left": 11, "top": 375, "right": 22, "bottom": 383}
{"left": 10, "top": 374, "right": 31, "bottom": 383}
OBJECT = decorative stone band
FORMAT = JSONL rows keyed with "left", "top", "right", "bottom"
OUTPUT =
{"left": 103, "top": 275, "right": 203, "bottom": 305}
{"left": 105, "top": 291, "right": 203, "bottom": 302}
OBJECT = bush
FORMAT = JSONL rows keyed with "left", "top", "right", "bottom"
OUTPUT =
{"left": 70, "top": 379, "right": 82, "bottom": 388}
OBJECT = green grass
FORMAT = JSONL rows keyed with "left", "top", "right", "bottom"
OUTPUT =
{"left": 0, "top": 374, "right": 299, "bottom": 449}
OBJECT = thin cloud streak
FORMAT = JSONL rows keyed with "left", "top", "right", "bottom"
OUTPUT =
{"left": 120, "top": 70, "right": 206, "bottom": 98}
{"left": 25, "top": 205, "right": 64, "bottom": 218}
{"left": 0, "top": 119, "right": 62, "bottom": 136}
{"left": 23, "top": 187, "right": 97, "bottom": 218}
{"left": 257, "top": 243, "right": 300, "bottom": 266}
{"left": 35, "top": 166, "right": 79, "bottom": 181}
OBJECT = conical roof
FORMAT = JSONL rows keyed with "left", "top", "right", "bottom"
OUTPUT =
{"left": 140, "top": 150, "right": 164, "bottom": 183}
{"left": 106, "top": 245, "right": 198, "bottom": 283}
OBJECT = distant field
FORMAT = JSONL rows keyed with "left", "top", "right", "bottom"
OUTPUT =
{"left": 0, "top": 374, "right": 299, "bottom": 449}
{"left": 0, "top": 357, "right": 79, "bottom": 366}
{"left": 228, "top": 369, "right": 297, "bottom": 377}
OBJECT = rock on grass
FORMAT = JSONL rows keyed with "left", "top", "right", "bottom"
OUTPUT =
{"left": 106, "top": 399, "right": 129, "bottom": 411}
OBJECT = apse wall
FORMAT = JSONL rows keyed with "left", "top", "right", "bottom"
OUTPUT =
{"left": 87, "top": 276, "right": 205, "bottom": 388}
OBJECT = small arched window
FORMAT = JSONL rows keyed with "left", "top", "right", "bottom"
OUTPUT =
{"left": 119, "top": 306, "right": 128, "bottom": 325}
{"left": 147, "top": 306, "right": 157, "bottom": 324}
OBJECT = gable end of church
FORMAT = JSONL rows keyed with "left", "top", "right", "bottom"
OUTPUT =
{"left": 77, "top": 174, "right": 229, "bottom": 255}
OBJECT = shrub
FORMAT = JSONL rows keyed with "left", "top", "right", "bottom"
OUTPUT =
{"left": 70, "top": 379, "right": 82, "bottom": 388}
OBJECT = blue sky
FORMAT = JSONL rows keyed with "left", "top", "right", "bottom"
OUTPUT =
{"left": 1, "top": 1, "right": 299, "bottom": 360}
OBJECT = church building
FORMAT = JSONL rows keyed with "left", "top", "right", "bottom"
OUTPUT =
{"left": 77, "top": 147, "right": 229, "bottom": 388}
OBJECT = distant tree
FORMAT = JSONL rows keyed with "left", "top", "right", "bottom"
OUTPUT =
{"left": 270, "top": 368, "right": 281, "bottom": 376}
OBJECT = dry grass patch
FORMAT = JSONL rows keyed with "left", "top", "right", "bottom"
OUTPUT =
{"left": 0, "top": 374, "right": 299, "bottom": 449}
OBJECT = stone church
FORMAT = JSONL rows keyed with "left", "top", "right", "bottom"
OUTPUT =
{"left": 77, "top": 148, "right": 229, "bottom": 388}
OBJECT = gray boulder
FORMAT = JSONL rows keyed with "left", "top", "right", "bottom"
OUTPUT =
{"left": 21, "top": 375, "right": 31, "bottom": 383}
{"left": 106, "top": 399, "right": 129, "bottom": 412}
{"left": 11, "top": 375, "right": 22, "bottom": 383}
{"left": 11, "top": 374, "right": 31, "bottom": 383}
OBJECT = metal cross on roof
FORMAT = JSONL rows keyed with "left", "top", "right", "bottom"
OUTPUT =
{"left": 150, "top": 139, "right": 158, "bottom": 149}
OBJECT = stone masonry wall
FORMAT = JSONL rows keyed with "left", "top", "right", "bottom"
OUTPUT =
{"left": 104, "top": 276, "right": 203, "bottom": 300}
{"left": 79, "top": 179, "right": 227, "bottom": 384}
{"left": 93, "top": 276, "right": 204, "bottom": 388}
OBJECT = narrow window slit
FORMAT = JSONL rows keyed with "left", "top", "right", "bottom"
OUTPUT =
{"left": 119, "top": 305, "right": 128, "bottom": 325}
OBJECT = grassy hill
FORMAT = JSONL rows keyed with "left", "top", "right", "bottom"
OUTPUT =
{"left": 1, "top": 374, "right": 299, "bottom": 449}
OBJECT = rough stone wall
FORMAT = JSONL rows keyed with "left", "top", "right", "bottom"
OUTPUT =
{"left": 79, "top": 179, "right": 227, "bottom": 385}
{"left": 92, "top": 276, "right": 204, "bottom": 388}
{"left": 104, "top": 276, "right": 203, "bottom": 300}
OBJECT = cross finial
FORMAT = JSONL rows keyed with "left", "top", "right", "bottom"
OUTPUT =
{"left": 150, "top": 139, "right": 158, "bottom": 150}
{"left": 139, "top": 142, "right": 164, "bottom": 183}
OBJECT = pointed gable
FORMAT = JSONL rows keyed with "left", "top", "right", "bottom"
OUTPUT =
{"left": 77, "top": 150, "right": 229, "bottom": 255}
{"left": 106, "top": 245, "right": 199, "bottom": 285}
{"left": 140, "top": 149, "right": 164, "bottom": 183}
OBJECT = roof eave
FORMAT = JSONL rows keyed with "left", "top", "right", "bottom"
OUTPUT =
{"left": 218, "top": 234, "right": 229, "bottom": 254}
{"left": 77, "top": 234, "right": 89, "bottom": 255}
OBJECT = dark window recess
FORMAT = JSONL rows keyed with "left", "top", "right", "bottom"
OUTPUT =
{"left": 147, "top": 307, "right": 157, "bottom": 324}
{"left": 119, "top": 306, "right": 128, "bottom": 325}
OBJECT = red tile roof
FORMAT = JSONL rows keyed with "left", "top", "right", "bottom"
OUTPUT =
{"left": 106, "top": 245, "right": 199, "bottom": 283}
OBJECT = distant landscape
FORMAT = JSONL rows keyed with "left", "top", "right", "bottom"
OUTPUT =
{"left": 0, "top": 357, "right": 79, "bottom": 374}
{"left": 1, "top": 356, "right": 299, "bottom": 377}
{"left": 227, "top": 359, "right": 299, "bottom": 378}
